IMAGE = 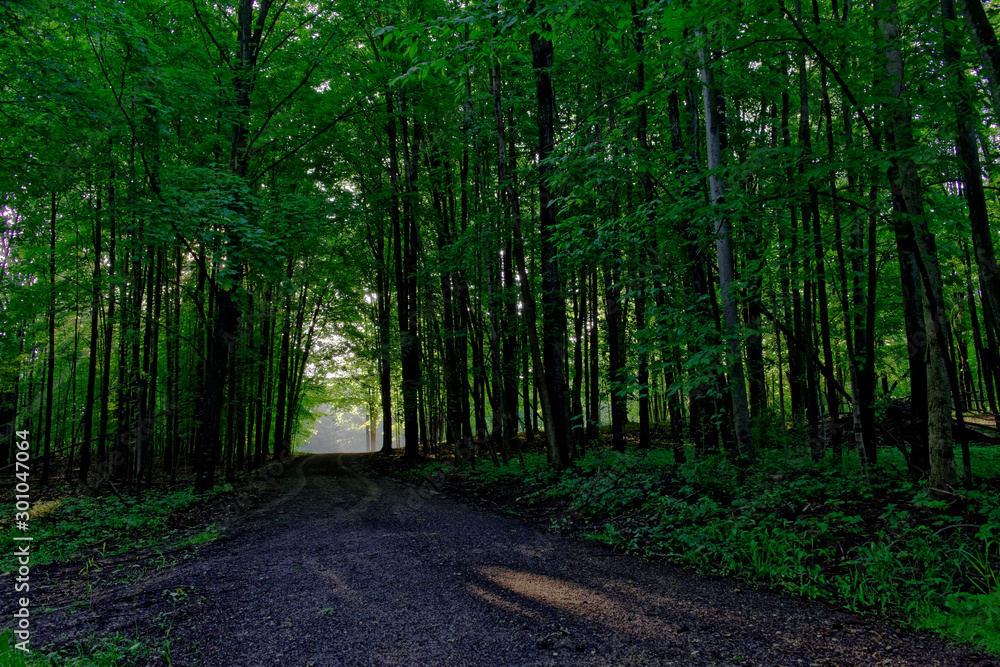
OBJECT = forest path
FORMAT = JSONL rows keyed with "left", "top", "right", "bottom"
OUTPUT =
{"left": 35, "top": 453, "right": 996, "bottom": 666}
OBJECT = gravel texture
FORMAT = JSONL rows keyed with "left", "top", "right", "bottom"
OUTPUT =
{"left": 30, "top": 453, "right": 998, "bottom": 666}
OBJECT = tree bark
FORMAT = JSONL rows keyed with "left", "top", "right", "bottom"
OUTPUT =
{"left": 878, "top": 0, "right": 958, "bottom": 489}
{"left": 633, "top": 2, "right": 652, "bottom": 448}
{"left": 41, "top": 191, "right": 56, "bottom": 485}
{"left": 604, "top": 266, "right": 627, "bottom": 452}
{"left": 535, "top": 25, "right": 571, "bottom": 468}
{"left": 398, "top": 99, "right": 422, "bottom": 463}
{"left": 958, "top": 0, "right": 1000, "bottom": 114}
{"left": 80, "top": 190, "right": 102, "bottom": 485}
{"left": 943, "top": 0, "right": 984, "bottom": 483}
{"left": 698, "top": 31, "right": 754, "bottom": 463}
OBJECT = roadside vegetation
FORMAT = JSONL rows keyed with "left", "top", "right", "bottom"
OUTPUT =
{"left": 400, "top": 430, "right": 1000, "bottom": 657}
{"left": 0, "top": 482, "right": 241, "bottom": 666}
{"left": 0, "top": 486, "right": 228, "bottom": 571}
{"left": 1, "top": 629, "right": 172, "bottom": 667}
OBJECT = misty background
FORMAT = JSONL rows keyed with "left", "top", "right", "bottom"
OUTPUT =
{"left": 297, "top": 405, "right": 397, "bottom": 454}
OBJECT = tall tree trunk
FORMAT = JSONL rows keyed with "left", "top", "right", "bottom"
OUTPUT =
{"left": 668, "top": 86, "right": 717, "bottom": 454}
{"left": 698, "top": 30, "right": 754, "bottom": 463}
{"left": 780, "top": 89, "right": 806, "bottom": 422}
{"left": 604, "top": 266, "right": 627, "bottom": 452}
{"left": 486, "top": 254, "right": 505, "bottom": 460}
{"left": 793, "top": 17, "right": 821, "bottom": 433}
{"left": 531, "top": 17, "right": 571, "bottom": 468}
{"left": 943, "top": 0, "right": 983, "bottom": 483}
{"left": 81, "top": 190, "right": 102, "bottom": 485}
{"left": 272, "top": 261, "right": 293, "bottom": 462}
{"left": 633, "top": 2, "right": 652, "bottom": 448}
{"left": 947, "top": 0, "right": 1000, "bottom": 387}
{"left": 829, "top": 96, "right": 867, "bottom": 467}
{"left": 194, "top": 0, "right": 270, "bottom": 492}
{"left": 572, "top": 272, "right": 586, "bottom": 451}
{"left": 41, "top": 191, "right": 56, "bottom": 485}
{"left": 430, "top": 157, "right": 461, "bottom": 451}
{"left": 253, "top": 288, "right": 272, "bottom": 467}
{"left": 523, "top": 327, "right": 535, "bottom": 443}
{"left": 98, "top": 170, "right": 117, "bottom": 468}
{"left": 878, "top": 0, "right": 957, "bottom": 489}
{"left": 165, "top": 246, "right": 180, "bottom": 474}
{"left": 588, "top": 269, "right": 600, "bottom": 441}
{"left": 398, "top": 102, "right": 422, "bottom": 463}
{"left": 959, "top": 0, "right": 1000, "bottom": 114}
{"left": 964, "top": 239, "right": 997, "bottom": 413}
{"left": 382, "top": 90, "right": 402, "bottom": 454}
{"left": 488, "top": 59, "right": 513, "bottom": 462}
{"left": 745, "top": 237, "right": 766, "bottom": 418}
{"left": 860, "top": 186, "right": 880, "bottom": 463}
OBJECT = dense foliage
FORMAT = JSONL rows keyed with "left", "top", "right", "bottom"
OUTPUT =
{"left": 2, "top": 4, "right": 1000, "bottom": 655}
{"left": 4, "top": 0, "right": 1000, "bottom": 489}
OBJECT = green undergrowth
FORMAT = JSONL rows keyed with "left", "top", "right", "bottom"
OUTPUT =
{"left": 0, "top": 484, "right": 231, "bottom": 572}
{"left": 0, "top": 485, "right": 229, "bottom": 665}
{"left": 410, "top": 443, "right": 1000, "bottom": 656}
{"left": 1, "top": 629, "right": 171, "bottom": 667}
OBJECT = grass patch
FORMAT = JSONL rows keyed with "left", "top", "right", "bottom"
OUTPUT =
{"left": 0, "top": 484, "right": 232, "bottom": 572}
{"left": 1, "top": 629, "right": 172, "bottom": 667}
{"left": 0, "top": 482, "right": 239, "bottom": 666}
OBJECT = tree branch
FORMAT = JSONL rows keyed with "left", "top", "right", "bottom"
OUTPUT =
{"left": 250, "top": 106, "right": 365, "bottom": 185}
{"left": 191, "top": 0, "right": 232, "bottom": 67}
{"left": 778, "top": 0, "right": 882, "bottom": 151}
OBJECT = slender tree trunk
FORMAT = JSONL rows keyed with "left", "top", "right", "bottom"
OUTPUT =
{"left": 253, "top": 288, "right": 271, "bottom": 467}
{"left": 572, "top": 272, "right": 586, "bottom": 450}
{"left": 382, "top": 90, "right": 402, "bottom": 454}
{"left": 195, "top": 0, "right": 269, "bottom": 492}
{"left": 486, "top": 254, "right": 505, "bottom": 460}
{"left": 165, "top": 246, "right": 180, "bottom": 474}
{"left": 819, "top": 58, "right": 866, "bottom": 467}
{"left": 604, "top": 267, "right": 627, "bottom": 452}
{"left": 531, "top": 18, "right": 571, "bottom": 468}
{"left": 398, "top": 99, "right": 422, "bottom": 463}
{"left": 488, "top": 59, "right": 516, "bottom": 462}
{"left": 80, "top": 190, "right": 103, "bottom": 485}
{"left": 947, "top": 0, "right": 1000, "bottom": 379}
{"left": 286, "top": 288, "right": 327, "bottom": 454}
{"left": 431, "top": 157, "right": 461, "bottom": 452}
{"left": 698, "top": 30, "right": 754, "bottom": 463}
{"left": 98, "top": 170, "right": 117, "bottom": 468}
{"left": 523, "top": 328, "right": 534, "bottom": 443}
{"left": 879, "top": 0, "right": 958, "bottom": 489}
{"left": 943, "top": 0, "right": 981, "bottom": 483}
{"left": 272, "top": 261, "right": 293, "bottom": 462}
{"left": 780, "top": 90, "right": 806, "bottom": 422}
{"left": 632, "top": 2, "right": 652, "bottom": 448}
{"left": 668, "top": 85, "right": 718, "bottom": 455}
{"left": 959, "top": 0, "right": 1000, "bottom": 114}
{"left": 964, "top": 240, "right": 997, "bottom": 413}
{"left": 42, "top": 191, "right": 56, "bottom": 485}
{"left": 588, "top": 269, "right": 600, "bottom": 441}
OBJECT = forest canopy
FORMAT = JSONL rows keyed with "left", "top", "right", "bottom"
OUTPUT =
{"left": 2, "top": 0, "right": 999, "bottom": 494}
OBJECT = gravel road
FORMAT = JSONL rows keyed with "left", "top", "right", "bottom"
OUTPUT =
{"left": 31, "top": 453, "right": 998, "bottom": 666}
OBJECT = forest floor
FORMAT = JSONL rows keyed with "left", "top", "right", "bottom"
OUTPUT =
{"left": 18, "top": 452, "right": 999, "bottom": 666}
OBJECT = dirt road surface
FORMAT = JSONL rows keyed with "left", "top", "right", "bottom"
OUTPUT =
{"left": 31, "top": 454, "right": 997, "bottom": 666}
